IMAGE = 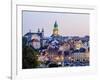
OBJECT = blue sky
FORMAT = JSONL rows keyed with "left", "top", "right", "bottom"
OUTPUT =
{"left": 22, "top": 11, "right": 89, "bottom": 37}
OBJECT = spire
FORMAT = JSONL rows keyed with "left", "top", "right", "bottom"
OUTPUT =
{"left": 54, "top": 21, "right": 58, "bottom": 28}
{"left": 53, "top": 21, "right": 59, "bottom": 36}
{"left": 38, "top": 28, "right": 40, "bottom": 33}
{"left": 41, "top": 28, "right": 44, "bottom": 38}
{"left": 42, "top": 28, "right": 44, "bottom": 32}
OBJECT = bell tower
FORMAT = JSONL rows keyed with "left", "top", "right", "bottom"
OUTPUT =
{"left": 53, "top": 21, "right": 59, "bottom": 36}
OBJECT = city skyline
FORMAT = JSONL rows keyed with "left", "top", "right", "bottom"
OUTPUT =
{"left": 22, "top": 11, "right": 89, "bottom": 37}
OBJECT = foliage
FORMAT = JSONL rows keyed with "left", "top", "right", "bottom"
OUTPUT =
{"left": 22, "top": 37, "right": 39, "bottom": 69}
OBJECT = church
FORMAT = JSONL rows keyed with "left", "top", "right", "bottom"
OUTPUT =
{"left": 23, "top": 21, "right": 68, "bottom": 49}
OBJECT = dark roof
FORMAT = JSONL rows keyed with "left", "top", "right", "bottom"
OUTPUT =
{"left": 24, "top": 32, "right": 42, "bottom": 37}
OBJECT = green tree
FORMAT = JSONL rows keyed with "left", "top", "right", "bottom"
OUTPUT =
{"left": 22, "top": 37, "right": 39, "bottom": 69}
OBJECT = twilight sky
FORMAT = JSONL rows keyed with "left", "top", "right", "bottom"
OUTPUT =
{"left": 22, "top": 11, "right": 89, "bottom": 37}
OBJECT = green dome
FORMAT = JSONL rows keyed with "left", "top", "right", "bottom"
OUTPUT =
{"left": 54, "top": 21, "right": 58, "bottom": 28}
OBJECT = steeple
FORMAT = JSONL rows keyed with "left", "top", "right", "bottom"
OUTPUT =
{"left": 38, "top": 28, "right": 40, "bottom": 33}
{"left": 54, "top": 21, "right": 58, "bottom": 29}
{"left": 53, "top": 21, "right": 59, "bottom": 36}
{"left": 41, "top": 28, "right": 44, "bottom": 37}
{"left": 42, "top": 28, "right": 44, "bottom": 32}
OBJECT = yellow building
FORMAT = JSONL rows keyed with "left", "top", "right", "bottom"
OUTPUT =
{"left": 53, "top": 21, "right": 59, "bottom": 36}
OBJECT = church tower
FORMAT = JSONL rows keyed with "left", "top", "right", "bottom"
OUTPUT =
{"left": 38, "top": 28, "right": 40, "bottom": 33}
{"left": 53, "top": 21, "right": 59, "bottom": 36}
{"left": 41, "top": 28, "right": 44, "bottom": 37}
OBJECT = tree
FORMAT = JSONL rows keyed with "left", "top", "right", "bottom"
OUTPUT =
{"left": 22, "top": 37, "right": 39, "bottom": 69}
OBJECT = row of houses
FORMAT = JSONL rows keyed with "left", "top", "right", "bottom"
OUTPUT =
{"left": 23, "top": 21, "right": 89, "bottom": 54}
